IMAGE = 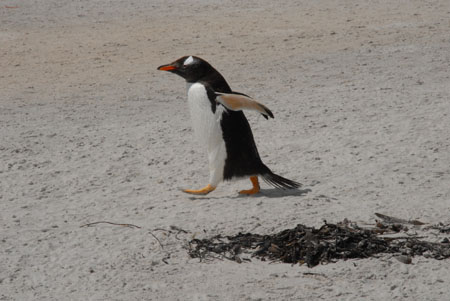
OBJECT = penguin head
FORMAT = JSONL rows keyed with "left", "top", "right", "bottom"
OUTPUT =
{"left": 157, "top": 56, "right": 214, "bottom": 82}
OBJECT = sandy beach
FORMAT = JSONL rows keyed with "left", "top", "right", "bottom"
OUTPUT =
{"left": 1, "top": 0, "right": 450, "bottom": 299}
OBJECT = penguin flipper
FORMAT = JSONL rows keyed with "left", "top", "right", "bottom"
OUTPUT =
{"left": 214, "top": 92, "right": 274, "bottom": 119}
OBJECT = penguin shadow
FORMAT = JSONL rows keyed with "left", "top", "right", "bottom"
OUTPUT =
{"left": 187, "top": 188, "right": 311, "bottom": 201}
{"left": 188, "top": 195, "right": 242, "bottom": 201}
{"left": 237, "top": 187, "right": 312, "bottom": 199}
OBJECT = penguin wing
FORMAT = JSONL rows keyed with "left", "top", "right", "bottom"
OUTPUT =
{"left": 214, "top": 92, "right": 274, "bottom": 119}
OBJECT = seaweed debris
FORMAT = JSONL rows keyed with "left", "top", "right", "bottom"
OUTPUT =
{"left": 188, "top": 217, "right": 450, "bottom": 267}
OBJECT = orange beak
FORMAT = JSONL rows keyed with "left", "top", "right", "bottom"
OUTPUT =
{"left": 157, "top": 64, "right": 177, "bottom": 71}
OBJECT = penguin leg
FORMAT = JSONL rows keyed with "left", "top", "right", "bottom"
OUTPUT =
{"left": 182, "top": 143, "right": 224, "bottom": 195}
{"left": 239, "top": 176, "right": 260, "bottom": 195}
{"left": 182, "top": 146, "right": 222, "bottom": 195}
{"left": 183, "top": 184, "right": 216, "bottom": 195}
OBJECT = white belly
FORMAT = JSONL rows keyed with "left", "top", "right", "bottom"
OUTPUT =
{"left": 186, "top": 83, "right": 226, "bottom": 186}
{"left": 187, "top": 83, "right": 223, "bottom": 148}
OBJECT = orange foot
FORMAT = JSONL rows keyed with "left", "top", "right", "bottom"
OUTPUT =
{"left": 183, "top": 184, "right": 216, "bottom": 195}
{"left": 239, "top": 176, "right": 260, "bottom": 195}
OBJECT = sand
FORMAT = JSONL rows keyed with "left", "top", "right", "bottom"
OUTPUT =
{"left": 1, "top": 0, "right": 450, "bottom": 300}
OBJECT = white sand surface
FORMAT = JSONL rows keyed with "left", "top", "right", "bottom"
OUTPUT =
{"left": 1, "top": 0, "right": 450, "bottom": 300}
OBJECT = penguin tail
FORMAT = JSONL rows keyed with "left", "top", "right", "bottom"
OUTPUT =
{"left": 261, "top": 170, "right": 302, "bottom": 190}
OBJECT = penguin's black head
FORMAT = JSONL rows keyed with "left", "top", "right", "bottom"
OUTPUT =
{"left": 157, "top": 56, "right": 215, "bottom": 83}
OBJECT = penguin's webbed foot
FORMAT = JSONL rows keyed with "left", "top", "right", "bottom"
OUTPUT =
{"left": 239, "top": 187, "right": 260, "bottom": 195}
{"left": 239, "top": 176, "right": 260, "bottom": 195}
{"left": 183, "top": 184, "right": 216, "bottom": 195}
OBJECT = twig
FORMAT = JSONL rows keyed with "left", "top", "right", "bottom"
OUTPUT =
{"left": 381, "top": 236, "right": 426, "bottom": 241}
{"left": 149, "top": 231, "right": 164, "bottom": 249}
{"left": 303, "top": 272, "right": 328, "bottom": 278}
{"left": 80, "top": 221, "right": 141, "bottom": 229}
{"left": 153, "top": 228, "right": 171, "bottom": 232}
{"left": 153, "top": 226, "right": 189, "bottom": 240}
{"left": 423, "top": 223, "right": 450, "bottom": 233}
{"left": 170, "top": 225, "right": 188, "bottom": 233}
{"left": 375, "top": 213, "right": 426, "bottom": 225}
{"left": 80, "top": 221, "right": 170, "bottom": 263}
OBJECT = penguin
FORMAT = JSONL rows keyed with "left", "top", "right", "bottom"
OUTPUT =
{"left": 157, "top": 55, "right": 300, "bottom": 195}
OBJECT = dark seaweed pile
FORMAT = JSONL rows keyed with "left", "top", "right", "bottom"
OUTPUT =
{"left": 188, "top": 220, "right": 450, "bottom": 267}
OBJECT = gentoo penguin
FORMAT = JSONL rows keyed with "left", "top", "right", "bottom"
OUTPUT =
{"left": 157, "top": 55, "right": 300, "bottom": 195}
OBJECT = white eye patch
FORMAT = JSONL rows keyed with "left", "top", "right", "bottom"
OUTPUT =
{"left": 183, "top": 56, "right": 194, "bottom": 66}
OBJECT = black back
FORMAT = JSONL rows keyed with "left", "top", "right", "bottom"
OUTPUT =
{"left": 196, "top": 62, "right": 269, "bottom": 179}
